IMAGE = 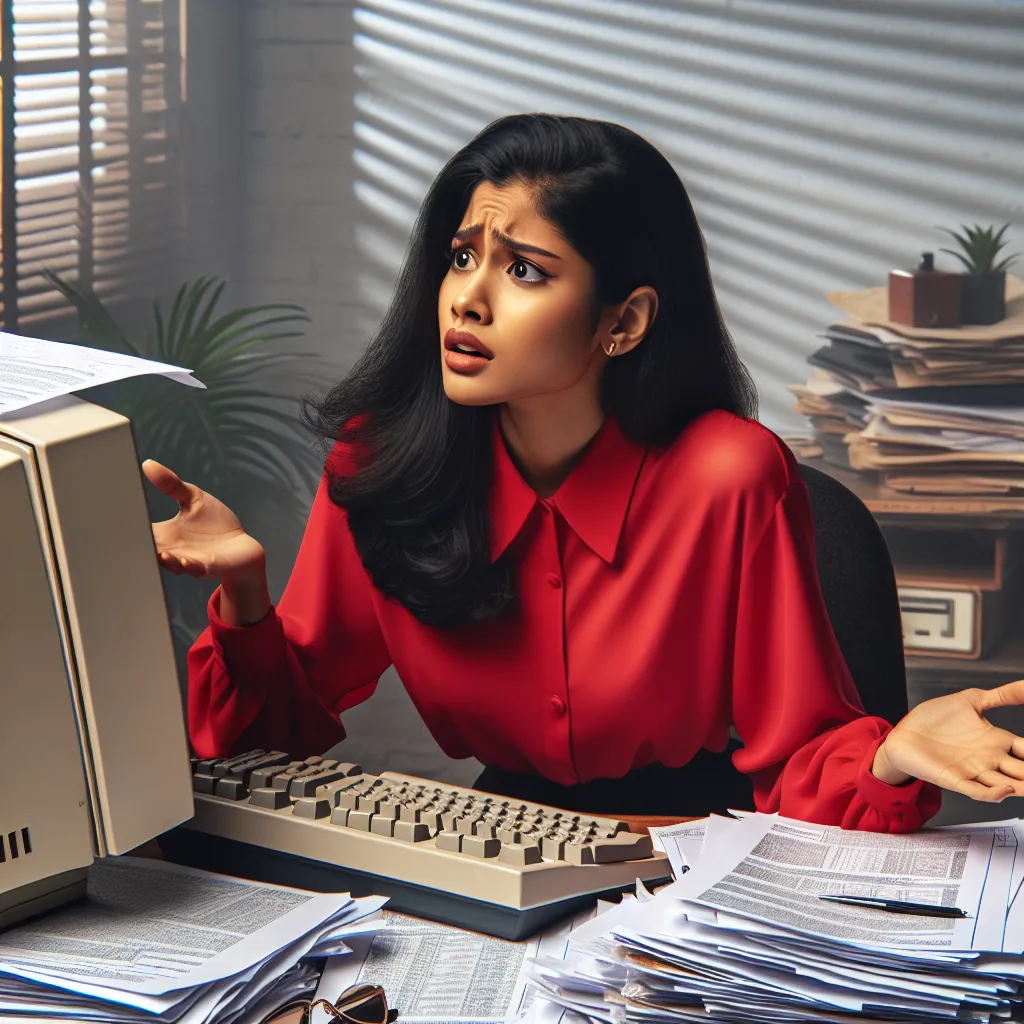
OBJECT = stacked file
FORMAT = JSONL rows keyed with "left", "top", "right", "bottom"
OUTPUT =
{"left": 0, "top": 856, "right": 386, "bottom": 1023}
{"left": 515, "top": 812, "right": 1024, "bottom": 1023}
{"left": 789, "top": 275, "right": 1024, "bottom": 500}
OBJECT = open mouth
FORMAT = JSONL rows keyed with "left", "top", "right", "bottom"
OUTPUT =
{"left": 445, "top": 329, "right": 494, "bottom": 360}
{"left": 450, "top": 343, "right": 490, "bottom": 358}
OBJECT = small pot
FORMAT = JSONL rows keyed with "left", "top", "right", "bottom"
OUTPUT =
{"left": 960, "top": 271, "right": 1006, "bottom": 325}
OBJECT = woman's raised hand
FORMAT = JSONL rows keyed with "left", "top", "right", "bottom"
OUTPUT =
{"left": 873, "top": 681, "right": 1024, "bottom": 802}
{"left": 142, "top": 459, "right": 266, "bottom": 581}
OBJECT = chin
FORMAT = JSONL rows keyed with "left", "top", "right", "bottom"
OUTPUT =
{"left": 441, "top": 368, "right": 501, "bottom": 406}
{"left": 442, "top": 382, "right": 498, "bottom": 407}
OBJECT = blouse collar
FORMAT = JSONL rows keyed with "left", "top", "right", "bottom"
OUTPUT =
{"left": 488, "top": 412, "right": 648, "bottom": 565}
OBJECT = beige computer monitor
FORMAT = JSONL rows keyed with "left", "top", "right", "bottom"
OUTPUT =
{"left": 0, "top": 393, "right": 193, "bottom": 928}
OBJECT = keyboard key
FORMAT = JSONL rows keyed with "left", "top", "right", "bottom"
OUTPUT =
{"left": 540, "top": 837, "right": 565, "bottom": 860}
{"left": 250, "top": 765, "right": 292, "bottom": 788}
{"left": 435, "top": 831, "right": 462, "bottom": 853}
{"left": 249, "top": 787, "right": 291, "bottom": 810}
{"left": 192, "top": 773, "right": 218, "bottom": 795}
{"left": 462, "top": 836, "right": 500, "bottom": 858}
{"left": 590, "top": 833, "right": 654, "bottom": 863}
{"left": 293, "top": 797, "right": 332, "bottom": 820}
{"left": 499, "top": 843, "right": 542, "bottom": 866}
{"left": 370, "top": 816, "right": 395, "bottom": 837}
{"left": 563, "top": 843, "right": 594, "bottom": 865}
{"left": 394, "top": 821, "right": 431, "bottom": 843}
{"left": 215, "top": 778, "right": 249, "bottom": 800}
{"left": 347, "top": 810, "right": 373, "bottom": 831}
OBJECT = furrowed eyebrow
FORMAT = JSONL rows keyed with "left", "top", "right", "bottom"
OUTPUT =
{"left": 451, "top": 224, "right": 561, "bottom": 260}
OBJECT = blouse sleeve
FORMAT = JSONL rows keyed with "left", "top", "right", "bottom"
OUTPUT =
{"left": 186, "top": 443, "right": 392, "bottom": 759}
{"left": 729, "top": 471, "right": 942, "bottom": 832}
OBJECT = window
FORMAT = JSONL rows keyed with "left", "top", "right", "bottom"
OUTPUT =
{"left": 0, "top": 0, "right": 178, "bottom": 331}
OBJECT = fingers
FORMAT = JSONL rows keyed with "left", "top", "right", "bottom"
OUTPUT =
{"left": 999, "top": 756, "right": 1024, "bottom": 782}
{"left": 974, "top": 679, "right": 1024, "bottom": 712}
{"left": 953, "top": 776, "right": 1016, "bottom": 802}
{"left": 142, "top": 459, "right": 195, "bottom": 507}
{"left": 157, "top": 549, "right": 209, "bottom": 579}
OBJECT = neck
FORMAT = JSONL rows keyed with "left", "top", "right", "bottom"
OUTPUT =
{"left": 498, "top": 395, "right": 605, "bottom": 498}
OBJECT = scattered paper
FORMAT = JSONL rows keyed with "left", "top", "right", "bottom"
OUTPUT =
{"left": 647, "top": 819, "right": 708, "bottom": 878}
{"left": 0, "top": 331, "right": 204, "bottom": 417}
{"left": 0, "top": 857, "right": 381, "bottom": 1023}
{"left": 514, "top": 812, "right": 1024, "bottom": 1024}
{"left": 316, "top": 905, "right": 598, "bottom": 1024}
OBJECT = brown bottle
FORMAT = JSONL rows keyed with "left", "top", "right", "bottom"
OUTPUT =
{"left": 888, "top": 252, "right": 961, "bottom": 328}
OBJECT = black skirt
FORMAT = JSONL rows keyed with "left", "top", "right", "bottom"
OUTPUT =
{"left": 472, "top": 740, "right": 754, "bottom": 818}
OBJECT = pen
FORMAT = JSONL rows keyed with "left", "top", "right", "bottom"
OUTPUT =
{"left": 817, "top": 894, "right": 967, "bottom": 918}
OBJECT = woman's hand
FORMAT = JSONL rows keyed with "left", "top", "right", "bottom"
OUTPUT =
{"left": 873, "top": 681, "right": 1024, "bottom": 801}
{"left": 142, "top": 459, "right": 266, "bottom": 581}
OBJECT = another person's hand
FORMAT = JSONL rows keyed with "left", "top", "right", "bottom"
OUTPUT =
{"left": 872, "top": 681, "right": 1024, "bottom": 802}
{"left": 142, "top": 459, "right": 266, "bottom": 581}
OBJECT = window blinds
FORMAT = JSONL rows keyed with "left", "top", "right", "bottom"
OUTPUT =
{"left": 348, "top": 0, "right": 1023, "bottom": 432}
{"left": 2, "top": 0, "right": 177, "bottom": 330}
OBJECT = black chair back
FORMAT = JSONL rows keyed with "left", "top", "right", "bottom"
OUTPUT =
{"left": 797, "top": 463, "right": 908, "bottom": 726}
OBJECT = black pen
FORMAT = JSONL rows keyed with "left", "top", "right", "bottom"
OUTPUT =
{"left": 817, "top": 894, "right": 968, "bottom": 918}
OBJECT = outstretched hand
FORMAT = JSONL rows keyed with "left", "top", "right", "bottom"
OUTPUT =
{"left": 873, "top": 680, "right": 1024, "bottom": 802}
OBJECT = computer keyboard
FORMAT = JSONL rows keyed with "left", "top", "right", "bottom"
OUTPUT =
{"left": 158, "top": 750, "right": 672, "bottom": 939}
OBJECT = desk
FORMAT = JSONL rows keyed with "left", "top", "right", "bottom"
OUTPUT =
{"left": 799, "top": 455, "right": 1024, "bottom": 691}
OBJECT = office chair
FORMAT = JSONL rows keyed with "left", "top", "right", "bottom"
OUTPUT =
{"left": 797, "top": 462, "right": 909, "bottom": 726}
{"left": 660, "top": 462, "right": 911, "bottom": 821}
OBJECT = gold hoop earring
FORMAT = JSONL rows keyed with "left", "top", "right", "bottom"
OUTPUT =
{"left": 606, "top": 342, "right": 617, "bottom": 356}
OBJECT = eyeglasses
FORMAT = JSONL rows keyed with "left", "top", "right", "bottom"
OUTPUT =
{"left": 260, "top": 983, "right": 398, "bottom": 1024}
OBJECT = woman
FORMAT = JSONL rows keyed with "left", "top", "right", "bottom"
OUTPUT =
{"left": 147, "top": 113, "right": 1024, "bottom": 831}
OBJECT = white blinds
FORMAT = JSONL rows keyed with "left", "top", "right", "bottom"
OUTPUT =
{"left": 347, "top": 0, "right": 1024, "bottom": 433}
{"left": 3, "top": 0, "right": 176, "bottom": 329}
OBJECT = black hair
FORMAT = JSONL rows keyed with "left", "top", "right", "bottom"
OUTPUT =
{"left": 301, "top": 113, "right": 758, "bottom": 629}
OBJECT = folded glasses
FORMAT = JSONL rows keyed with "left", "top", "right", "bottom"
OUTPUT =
{"left": 260, "top": 982, "right": 398, "bottom": 1024}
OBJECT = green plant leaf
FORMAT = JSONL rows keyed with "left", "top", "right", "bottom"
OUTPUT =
{"left": 994, "top": 252, "right": 1020, "bottom": 273}
{"left": 939, "top": 246, "right": 974, "bottom": 272}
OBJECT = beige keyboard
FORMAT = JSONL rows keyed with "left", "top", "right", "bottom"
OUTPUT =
{"left": 159, "top": 750, "right": 672, "bottom": 939}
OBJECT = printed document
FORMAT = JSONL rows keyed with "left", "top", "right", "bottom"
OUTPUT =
{"left": 668, "top": 814, "right": 996, "bottom": 950}
{"left": 318, "top": 906, "right": 596, "bottom": 1024}
{"left": 0, "top": 331, "right": 203, "bottom": 416}
{"left": 0, "top": 857, "right": 353, "bottom": 998}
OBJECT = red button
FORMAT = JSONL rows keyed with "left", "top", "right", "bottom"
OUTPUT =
{"left": 546, "top": 573, "right": 562, "bottom": 589}
{"left": 550, "top": 696, "right": 566, "bottom": 715}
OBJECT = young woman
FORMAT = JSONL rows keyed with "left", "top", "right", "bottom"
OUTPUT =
{"left": 146, "top": 113, "right": 1024, "bottom": 831}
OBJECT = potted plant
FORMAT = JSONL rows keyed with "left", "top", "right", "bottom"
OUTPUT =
{"left": 42, "top": 270, "right": 327, "bottom": 684}
{"left": 939, "top": 222, "right": 1019, "bottom": 325}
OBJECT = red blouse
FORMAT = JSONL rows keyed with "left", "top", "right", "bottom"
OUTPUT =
{"left": 187, "top": 409, "right": 941, "bottom": 832}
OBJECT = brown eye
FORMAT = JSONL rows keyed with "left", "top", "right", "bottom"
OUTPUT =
{"left": 509, "top": 259, "right": 546, "bottom": 283}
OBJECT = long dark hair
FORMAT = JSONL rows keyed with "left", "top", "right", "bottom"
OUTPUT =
{"left": 301, "top": 113, "right": 758, "bottom": 629}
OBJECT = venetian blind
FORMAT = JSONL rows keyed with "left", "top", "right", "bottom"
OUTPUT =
{"left": 1, "top": 0, "right": 177, "bottom": 330}
{"left": 348, "top": 0, "right": 1023, "bottom": 433}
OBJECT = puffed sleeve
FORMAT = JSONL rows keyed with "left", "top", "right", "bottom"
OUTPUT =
{"left": 186, "top": 442, "right": 392, "bottom": 759}
{"left": 729, "top": 472, "right": 942, "bottom": 832}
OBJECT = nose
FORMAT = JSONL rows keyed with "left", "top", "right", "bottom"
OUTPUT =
{"left": 451, "top": 276, "right": 491, "bottom": 325}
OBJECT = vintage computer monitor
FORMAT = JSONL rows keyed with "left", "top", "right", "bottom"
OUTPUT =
{"left": 0, "top": 393, "right": 194, "bottom": 929}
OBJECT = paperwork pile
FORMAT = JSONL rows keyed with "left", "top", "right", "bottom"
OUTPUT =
{"left": 0, "top": 856, "right": 385, "bottom": 1023}
{"left": 789, "top": 275, "right": 1024, "bottom": 501}
{"left": 515, "top": 813, "right": 1024, "bottom": 1023}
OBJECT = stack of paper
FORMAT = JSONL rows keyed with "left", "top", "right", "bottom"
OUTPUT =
{"left": 0, "top": 856, "right": 386, "bottom": 1023}
{"left": 514, "top": 813, "right": 1024, "bottom": 1023}
{"left": 789, "top": 276, "right": 1024, "bottom": 499}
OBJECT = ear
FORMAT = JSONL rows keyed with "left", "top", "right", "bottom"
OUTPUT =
{"left": 598, "top": 286, "right": 658, "bottom": 357}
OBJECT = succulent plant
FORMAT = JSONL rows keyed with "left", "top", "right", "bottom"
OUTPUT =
{"left": 939, "top": 223, "right": 1019, "bottom": 275}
